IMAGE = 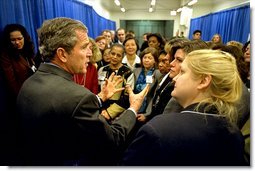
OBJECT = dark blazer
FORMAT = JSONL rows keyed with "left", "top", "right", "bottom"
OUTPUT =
{"left": 164, "top": 83, "right": 251, "bottom": 129}
{"left": 122, "top": 103, "right": 247, "bottom": 166}
{"left": 16, "top": 63, "right": 136, "bottom": 165}
{"left": 148, "top": 75, "right": 174, "bottom": 120}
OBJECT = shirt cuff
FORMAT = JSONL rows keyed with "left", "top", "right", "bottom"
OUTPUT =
{"left": 127, "top": 107, "right": 137, "bottom": 117}
{"left": 96, "top": 95, "right": 103, "bottom": 108}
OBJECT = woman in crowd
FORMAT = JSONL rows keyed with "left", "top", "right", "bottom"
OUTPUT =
{"left": 156, "top": 40, "right": 209, "bottom": 115}
{"left": 242, "top": 41, "right": 250, "bottom": 90}
{"left": 145, "top": 38, "right": 191, "bottom": 119}
{"left": 226, "top": 40, "right": 243, "bottom": 51}
{"left": 97, "top": 47, "right": 111, "bottom": 70}
{"left": 211, "top": 33, "right": 222, "bottom": 44}
{"left": 122, "top": 36, "right": 141, "bottom": 71}
{"left": 95, "top": 35, "right": 107, "bottom": 55}
{"left": 122, "top": 49, "right": 247, "bottom": 166}
{"left": 0, "top": 24, "right": 36, "bottom": 101}
{"left": 147, "top": 33, "right": 165, "bottom": 54}
{"left": 134, "top": 47, "right": 160, "bottom": 121}
{"left": 98, "top": 43, "right": 134, "bottom": 120}
{"left": 0, "top": 23, "right": 36, "bottom": 163}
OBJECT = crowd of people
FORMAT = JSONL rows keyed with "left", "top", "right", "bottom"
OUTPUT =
{"left": 0, "top": 17, "right": 250, "bottom": 166}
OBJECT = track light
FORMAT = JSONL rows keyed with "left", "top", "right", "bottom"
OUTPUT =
{"left": 114, "top": 0, "right": 120, "bottom": 6}
{"left": 177, "top": 7, "right": 182, "bottom": 12}
{"left": 149, "top": 6, "right": 153, "bottom": 12}
{"left": 170, "top": 10, "right": 177, "bottom": 15}
{"left": 188, "top": 0, "right": 197, "bottom": 6}
{"left": 120, "top": 7, "right": 126, "bottom": 12}
{"left": 151, "top": 0, "right": 156, "bottom": 6}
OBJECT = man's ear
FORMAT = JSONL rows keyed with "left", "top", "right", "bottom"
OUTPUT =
{"left": 197, "top": 75, "right": 211, "bottom": 90}
{"left": 56, "top": 47, "right": 68, "bottom": 62}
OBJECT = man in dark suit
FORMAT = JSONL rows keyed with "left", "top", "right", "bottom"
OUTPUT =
{"left": 16, "top": 17, "right": 149, "bottom": 166}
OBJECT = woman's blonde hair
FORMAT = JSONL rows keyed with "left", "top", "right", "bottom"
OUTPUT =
{"left": 226, "top": 40, "right": 243, "bottom": 51}
{"left": 211, "top": 33, "right": 222, "bottom": 44}
{"left": 185, "top": 49, "right": 242, "bottom": 124}
{"left": 89, "top": 37, "right": 102, "bottom": 63}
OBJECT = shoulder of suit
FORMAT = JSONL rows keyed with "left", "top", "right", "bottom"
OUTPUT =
{"left": 133, "top": 67, "right": 142, "bottom": 77}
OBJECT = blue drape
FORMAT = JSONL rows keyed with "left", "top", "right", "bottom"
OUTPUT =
{"left": 0, "top": 0, "right": 116, "bottom": 49}
{"left": 189, "top": 5, "right": 250, "bottom": 44}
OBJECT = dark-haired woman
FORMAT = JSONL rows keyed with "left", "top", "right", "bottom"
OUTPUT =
{"left": 0, "top": 23, "right": 36, "bottom": 164}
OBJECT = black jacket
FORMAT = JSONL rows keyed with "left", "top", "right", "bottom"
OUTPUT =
{"left": 16, "top": 63, "right": 136, "bottom": 165}
{"left": 122, "top": 103, "right": 247, "bottom": 166}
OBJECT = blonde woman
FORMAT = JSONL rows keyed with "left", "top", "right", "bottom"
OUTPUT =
{"left": 122, "top": 49, "right": 247, "bottom": 166}
{"left": 211, "top": 33, "right": 222, "bottom": 44}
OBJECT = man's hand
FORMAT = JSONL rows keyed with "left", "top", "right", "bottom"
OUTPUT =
{"left": 126, "top": 84, "right": 150, "bottom": 113}
{"left": 98, "top": 72, "right": 124, "bottom": 102}
{"left": 101, "top": 110, "right": 111, "bottom": 120}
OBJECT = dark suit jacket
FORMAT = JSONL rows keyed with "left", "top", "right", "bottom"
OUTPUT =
{"left": 144, "top": 74, "right": 174, "bottom": 121}
{"left": 122, "top": 103, "right": 247, "bottom": 166}
{"left": 16, "top": 63, "right": 136, "bottom": 165}
{"left": 163, "top": 83, "right": 250, "bottom": 129}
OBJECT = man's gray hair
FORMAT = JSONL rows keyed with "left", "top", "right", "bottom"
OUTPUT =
{"left": 38, "top": 17, "right": 88, "bottom": 61}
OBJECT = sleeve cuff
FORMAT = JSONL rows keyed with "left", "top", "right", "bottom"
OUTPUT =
{"left": 96, "top": 95, "right": 103, "bottom": 108}
{"left": 127, "top": 107, "right": 137, "bottom": 117}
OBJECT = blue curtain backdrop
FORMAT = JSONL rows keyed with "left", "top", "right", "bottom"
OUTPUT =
{"left": 189, "top": 5, "right": 250, "bottom": 44}
{"left": 0, "top": 0, "right": 116, "bottom": 49}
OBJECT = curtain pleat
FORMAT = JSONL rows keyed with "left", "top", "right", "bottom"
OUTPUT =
{"left": 189, "top": 5, "right": 250, "bottom": 44}
{"left": 0, "top": 0, "right": 116, "bottom": 50}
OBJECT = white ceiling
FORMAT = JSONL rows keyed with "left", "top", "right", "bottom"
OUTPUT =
{"left": 100, "top": 0, "right": 223, "bottom": 13}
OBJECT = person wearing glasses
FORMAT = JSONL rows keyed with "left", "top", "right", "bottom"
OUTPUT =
{"left": 0, "top": 24, "right": 36, "bottom": 164}
{"left": 0, "top": 24, "right": 36, "bottom": 102}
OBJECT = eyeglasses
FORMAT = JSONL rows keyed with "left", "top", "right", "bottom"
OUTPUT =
{"left": 10, "top": 37, "right": 24, "bottom": 42}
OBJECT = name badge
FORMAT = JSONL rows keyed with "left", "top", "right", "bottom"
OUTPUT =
{"left": 146, "top": 75, "right": 153, "bottom": 84}
{"left": 98, "top": 71, "right": 107, "bottom": 81}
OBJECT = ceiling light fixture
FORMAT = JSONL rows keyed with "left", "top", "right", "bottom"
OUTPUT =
{"left": 114, "top": 0, "right": 120, "bottom": 6}
{"left": 170, "top": 10, "right": 177, "bottom": 16}
{"left": 188, "top": 0, "right": 198, "bottom": 6}
{"left": 170, "top": 0, "right": 197, "bottom": 16}
{"left": 151, "top": 0, "right": 156, "bottom": 6}
{"left": 177, "top": 7, "right": 182, "bottom": 12}
{"left": 149, "top": 6, "right": 153, "bottom": 12}
{"left": 120, "top": 7, "right": 126, "bottom": 12}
